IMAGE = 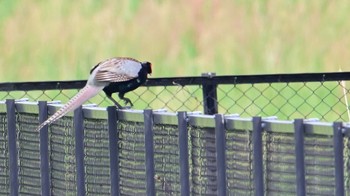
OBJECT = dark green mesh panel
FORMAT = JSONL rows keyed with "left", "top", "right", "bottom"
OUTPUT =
{"left": 84, "top": 118, "right": 110, "bottom": 195}
{"left": 189, "top": 126, "right": 217, "bottom": 195}
{"left": 264, "top": 132, "right": 296, "bottom": 195}
{"left": 304, "top": 134, "right": 334, "bottom": 195}
{"left": 0, "top": 113, "right": 9, "bottom": 195}
{"left": 118, "top": 120, "right": 146, "bottom": 195}
{"left": 153, "top": 124, "right": 180, "bottom": 195}
{"left": 345, "top": 137, "right": 350, "bottom": 196}
{"left": 17, "top": 113, "right": 41, "bottom": 195}
{"left": 226, "top": 129, "right": 254, "bottom": 195}
{"left": 1, "top": 100, "right": 348, "bottom": 195}
{"left": 50, "top": 116, "right": 77, "bottom": 195}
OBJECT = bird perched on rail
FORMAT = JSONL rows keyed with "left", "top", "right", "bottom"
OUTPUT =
{"left": 35, "top": 57, "right": 152, "bottom": 131}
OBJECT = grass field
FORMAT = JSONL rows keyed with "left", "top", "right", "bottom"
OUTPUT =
{"left": 1, "top": 0, "right": 350, "bottom": 82}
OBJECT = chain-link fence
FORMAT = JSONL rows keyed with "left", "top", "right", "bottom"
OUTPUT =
{"left": 1, "top": 72, "right": 350, "bottom": 121}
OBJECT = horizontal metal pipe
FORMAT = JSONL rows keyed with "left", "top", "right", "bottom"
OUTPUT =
{"left": 1, "top": 72, "right": 349, "bottom": 91}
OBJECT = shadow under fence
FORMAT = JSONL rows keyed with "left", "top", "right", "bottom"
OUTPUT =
{"left": 0, "top": 99, "right": 349, "bottom": 195}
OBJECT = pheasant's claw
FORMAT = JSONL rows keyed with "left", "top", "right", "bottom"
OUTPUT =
{"left": 126, "top": 101, "right": 133, "bottom": 107}
{"left": 122, "top": 98, "right": 133, "bottom": 107}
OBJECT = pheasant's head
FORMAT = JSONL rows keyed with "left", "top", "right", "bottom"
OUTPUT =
{"left": 141, "top": 61, "right": 152, "bottom": 75}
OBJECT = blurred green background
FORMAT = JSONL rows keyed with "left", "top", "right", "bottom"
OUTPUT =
{"left": 0, "top": 0, "right": 350, "bottom": 82}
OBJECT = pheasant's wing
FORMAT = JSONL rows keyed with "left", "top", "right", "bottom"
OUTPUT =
{"left": 94, "top": 58, "right": 142, "bottom": 82}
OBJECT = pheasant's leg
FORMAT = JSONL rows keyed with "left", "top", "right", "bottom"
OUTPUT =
{"left": 119, "top": 93, "right": 133, "bottom": 107}
{"left": 106, "top": 95, "right": 123, "bottom": 108}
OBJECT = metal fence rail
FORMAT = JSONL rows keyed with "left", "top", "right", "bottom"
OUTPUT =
{"left": 0, "top": 100, "right": 349, "bottom": 195}
{"left": 1, "top": 72, "right": 350, "bottom": 121}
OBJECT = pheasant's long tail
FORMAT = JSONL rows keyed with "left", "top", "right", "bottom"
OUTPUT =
{"left": 36, "top": 84, "right": 104, "bottom": 131}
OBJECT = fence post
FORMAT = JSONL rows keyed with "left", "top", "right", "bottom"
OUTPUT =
{"left": 252, "top": 116, "right": 264, "bottom": 196}
{"left": 178, "top": 111, "right": 190, "bottom": 196}
{"left": 215, "top": 114, "right": 227, "bottom": 196}
{"left": 38, "top": 101, "right": 51, "bottom": 196}
{"left": 201, "top": 73, "right": 219, "bottom": 194}
{"left": 74, "top": 106, "right": 86, "bottom": 196}
{"left": 144, "top": 109, "right": 155, "bottom": 196}
{"left": 294, "top": 119, "right": 306, "bottom": 196}
{"left": 202, "top": 72, "right": 218, "bottom": 115}
{"left": 107, "top": 106, "right": 119, "bottom": 196}
{"left": 333, "top": 122, "right": 344, "bottom": 196}
{"left": 6, "top": 99, "right": 19, "bottom": 196}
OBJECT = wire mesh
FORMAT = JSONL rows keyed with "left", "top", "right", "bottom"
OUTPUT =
{"left": 1, "top": 79, "right": 350, "bottom": 122}
{"left": 17, "top": 113, "right": 41, "bottom": 195}
{"left": 0, "top": 112, "right": 9, "bottom": 195}
{"left": 345, "top": 138, "right": 350, "bottom": 196}
{"left": 84, "top": 119, "right": 111, "bottom": 195}
{"left": 132, "top": 86, "right": 203, "bottom": 112}
{"left": 117, "top": 120, "right": 147, "bottom": 195}
{"left": 50, "top": 117, "right": 77, "bottom": 195}
{"left": 189, "top": 126, "right": 218, "bottom": 195}
{"left": 217, "top": 81, "right": 349, "bottom": 121}
{"left": 153, "top": 124, "right": 180, "bottom": 195}
{"left": 264, "top": 132, "right": 296, "bottom": 195}
{"left": 225, "top": 129, "right": 254, "bottom": 195}
{"left": 304, "top": 134, "right": 335, "bottom": 195}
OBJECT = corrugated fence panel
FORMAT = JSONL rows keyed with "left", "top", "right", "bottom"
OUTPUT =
{"left": 17, "top": 113, "right": 41, "bottom": 195}
{"left": 50, "top": 117, "right": 77, "bottom": 195}
{"left": 118, "top": 120, "right": 146, "bottom": 195}
{"left": 84, "top": 118, "right": 111, "bottom": 195}
{"left": 226, "top": 129, "right": 254, "bottom": 195}
{"left": 346, "top": 137, "right": 350, "bottom": 196}
{"left": 304, "top": 133, "right": 334, "bottom": 195}
{"left": 153, "top": 124, "right": 180, "bottom": 195}
{"left": 1, "top": 100, "right": 350, "bottom": 195}
{"left": 189, "top": 125, "right": 217, "bottom": 195}
{"left": 264, "top": 132, "right": 296, "bottom": 195}
{"left": 0, "top": 112, "right": 9, "bottom": 195}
